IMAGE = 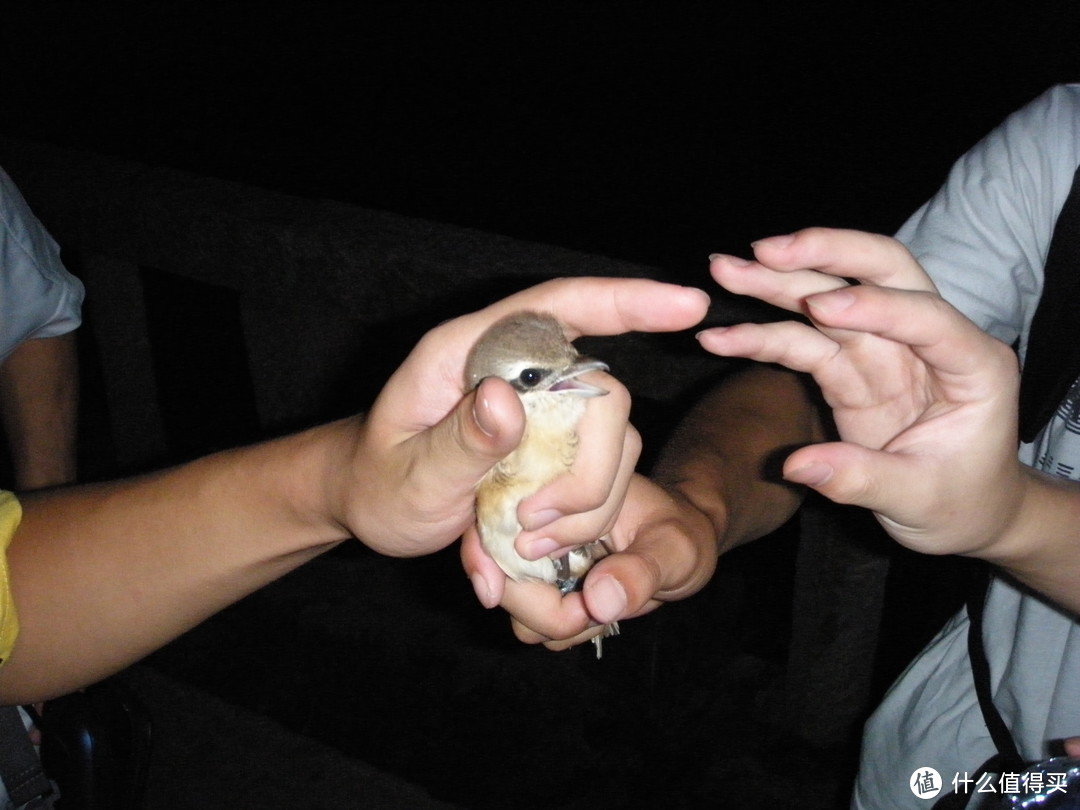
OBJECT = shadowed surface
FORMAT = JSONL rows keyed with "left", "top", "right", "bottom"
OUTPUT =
{"left": 2, "top": 3, "right": 1078, "bottom": 807}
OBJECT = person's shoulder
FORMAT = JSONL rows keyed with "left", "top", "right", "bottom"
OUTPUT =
{"left": 998, "top": 84, "right": 1080, "bottom": 151}
{"left": 952, "top": 84, "right": 1080, "bottom": 210}
{"left": 1031, "top": 83, "right": 1080, "bottom": 114}
{"left": 0, "top": 167, "right": 20, "bottom": 225}
{"left": 0, "top": 165, "right": 43, "bottom": 240}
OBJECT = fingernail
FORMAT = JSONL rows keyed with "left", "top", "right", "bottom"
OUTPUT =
{"left": 695, "top": 326, "right": 728, "bottom": 340}
{"left": 469, "top": 572, "right": 498, "bottom": 609}
{"left": 784, "top": 461, "right": 834, "bottom": 486}
{"left": 751, "top": 233, "right": 795, "bottom": 250}
{"left": 806, "top": 289, "right": 855, "bottom": 314}
{"left": 585, "top": 574, "right": 627, "bottom": 624}
{"left": 685, "top": 287, "right": 712, "bottom": 307}
{"left": 520, "top": 508, "right": 563, "bottom": 532}
{"left": 520, "top": 536, "right": 562, "bottom": 559}
{"left": 472, "top": 389, "right": 498, "bottom": 437}
{"left": 710, "top": 253, "right": 751, "bottom": 267}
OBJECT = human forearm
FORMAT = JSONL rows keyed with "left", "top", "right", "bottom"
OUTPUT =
{"left": 0, "top": 276, "right": 710, "bottom": 701}
{"left": 653, "top": 363, "right": 825, "bottom": 554}
{"left": 0, "top": 333, "right": 80, "bottom": 490}
{"left": 2, "top": 418, "right": 355, "bottom": 703}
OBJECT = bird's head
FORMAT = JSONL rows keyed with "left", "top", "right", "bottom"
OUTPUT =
{"left": 465, "top": 312, "right": 609, "bottom": 398}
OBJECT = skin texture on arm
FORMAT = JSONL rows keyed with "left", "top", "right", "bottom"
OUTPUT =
{"left": 6, "top": 423, "right": 356, "bottom": 701}
{"left": 0, "top": 333, "right": 79, "bottom": 490}
{"left": 0, "top": 277, "right": 709, "bottom": 704}
{"left": 652, "top": 363, "right": 824, "bottom": 555}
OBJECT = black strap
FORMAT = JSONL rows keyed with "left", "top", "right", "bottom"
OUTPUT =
{"left": 0, "top": 706, "right": 55, "bottom": 808}
{"left": 1018, "top": 164, "right": 1080, "bottom": 443}
{"left": 934, "top": 155, "right": 1080, "bottom": 810}
{"left": 965, "top": 571, "right": 1024, "bottom": 769}
{"left": 932, "top": 573, "right": 1026, "bottom": 809}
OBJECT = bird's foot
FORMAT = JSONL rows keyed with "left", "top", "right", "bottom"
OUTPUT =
{"left": 590, "top": 621, "right": 620, "bottom": 659}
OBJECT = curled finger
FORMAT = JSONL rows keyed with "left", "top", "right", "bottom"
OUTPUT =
{"left": 501, "top": 578, "right": 597, "bottom": 644}
{"left": 751, "top": 228, "right": 939, "bottom": 293}
{"left": 516, "top": 372, "right": 635, "bottom": 542}
{"left": 517, "top": 424, "right": 639, "bottom": 561}
{"left": 710, "top": 252, "right": 849, "bottom": 314}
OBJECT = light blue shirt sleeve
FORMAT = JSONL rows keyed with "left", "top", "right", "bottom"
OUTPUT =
{"left": 0, "top": 165, "right": 85, "bottom": 363}
{"left": 894, "top": 84, "right": 1080, "bottom": 361}
{"left": 855, "top": 84, "right": 1080, "bottom": 809}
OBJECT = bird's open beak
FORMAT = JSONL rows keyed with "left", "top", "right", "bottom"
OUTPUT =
{"left": 550, "top": 359, "right": 609, "bottom": 397}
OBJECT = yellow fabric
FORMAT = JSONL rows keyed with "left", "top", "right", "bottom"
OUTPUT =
{"left": 0, "top": 491, "right": 20, "bottom": 666}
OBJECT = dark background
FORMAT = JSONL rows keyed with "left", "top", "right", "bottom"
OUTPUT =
{"left": 3, "top": 2, "right": 1080, "bottom": 807}
{"left": 4, "top": 2, "right": 1079, "bottom": 279}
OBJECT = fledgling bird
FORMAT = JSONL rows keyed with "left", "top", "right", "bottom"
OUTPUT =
{"left": 466, "top": 311, "right": 620, "bottom": 656}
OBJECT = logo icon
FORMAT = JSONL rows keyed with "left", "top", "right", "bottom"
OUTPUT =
{"left": 911, "top": 767, "right": 943, "bottom": 799}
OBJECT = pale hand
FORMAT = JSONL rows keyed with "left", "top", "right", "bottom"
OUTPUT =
{"left": 340, "top": 276, "right": 710, "bottom": 559}
{"left": 699, "top": 228, "right": 1027, "bottom": 561}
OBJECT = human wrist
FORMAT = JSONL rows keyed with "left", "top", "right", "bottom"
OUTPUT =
{"left": 989, "top": 464, "right": 1073, "bottom": 553}
{"left": 662, "top": 468, "right": 736, "bottom": 557}
{"left": 972, "top": 463, "right": 1080, "bottom": 614}
{"left": 274, "top": 416, "right": 366, "bottom": 546}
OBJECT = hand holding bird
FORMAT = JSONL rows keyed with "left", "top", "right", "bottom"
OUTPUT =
{"left": 466, "top": 312, "right": 621, "bottom": 655}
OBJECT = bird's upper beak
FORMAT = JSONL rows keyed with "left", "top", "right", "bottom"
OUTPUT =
{"left": 549, "top": 358, "right": 609, "bottom": 397}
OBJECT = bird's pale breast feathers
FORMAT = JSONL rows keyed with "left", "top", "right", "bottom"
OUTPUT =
{"left": 466, "top": 310, "right": 621, "bottom": 654}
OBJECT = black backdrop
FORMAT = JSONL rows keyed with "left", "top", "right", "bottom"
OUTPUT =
{"left": 4, "top": 1, "right": 1079, "bottom": 278}
{"left": 3, "top": 3, "right": 1080, "bottom": 806}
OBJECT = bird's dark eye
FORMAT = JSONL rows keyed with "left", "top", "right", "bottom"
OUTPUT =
{"left": 518, "top": 368, "right": 544, "bottom": 388}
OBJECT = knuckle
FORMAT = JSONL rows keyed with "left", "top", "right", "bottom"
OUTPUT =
{"left": 797, "top": 226, "right": 829, "bottom": 245}
{"left": 549, "top": 481, "right": 608, "bottom": 516}
{"left": 560, "top": 516, "right": 612, "bottom": 547}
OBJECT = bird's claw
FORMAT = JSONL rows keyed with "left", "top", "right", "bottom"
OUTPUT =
{"left": 590, "top": 621, "right": 620, "bottom": 659}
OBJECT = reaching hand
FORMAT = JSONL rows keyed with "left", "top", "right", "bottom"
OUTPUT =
{"left": 700, "top": 228, "right": 1026, "bottom": 560}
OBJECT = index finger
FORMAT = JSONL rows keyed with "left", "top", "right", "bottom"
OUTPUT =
{"left": 463, "top": 276, "right": 712, "bottom": 340}
{"left": 751, "top": 228, "right": 939, "bottom": 294}
{"left": 387, "top": 277, "right": 710, "bottom": 427}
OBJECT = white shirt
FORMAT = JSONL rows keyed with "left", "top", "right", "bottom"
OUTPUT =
{"left": 853, "top": 84, "right": 1080, "bottom": 809}
{"left": 0, "top": 166, "right": 84, "bottom": 363}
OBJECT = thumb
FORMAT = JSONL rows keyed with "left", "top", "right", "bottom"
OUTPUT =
{"left": 782, "top": 441, "right": 923, "bottom": 515}
{"left": 414, "top": 376, "right": 525, "bottom": 494}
